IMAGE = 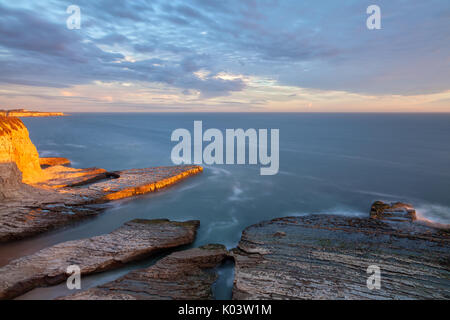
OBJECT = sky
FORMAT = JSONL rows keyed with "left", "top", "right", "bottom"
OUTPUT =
{"left": 0, "top": 0, "right": 449, "bottom": 112}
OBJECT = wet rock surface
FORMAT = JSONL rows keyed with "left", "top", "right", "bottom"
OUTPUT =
{"left": 232, "top": 214, "right": 450, "bottom": 300}
{"left": 62, "top": 244, "right": 228, "bottom": 300}
{"left": 0, "top": 219, "right": 200, "bottom": 300}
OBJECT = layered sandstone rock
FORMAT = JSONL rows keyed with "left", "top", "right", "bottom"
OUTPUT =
{"left": 62, "top": 244, "right": 228, "bottom": 300}
{"left": 0, "top": 219, "right": 200, "bottom": 300}
{"left": 0, "top": 116, "right": 203, "bottom": 242}
{"left": 0, "top": 165, "right": 203, "bottom": 242}
{"left": 232, "top": 213, "right": 450, "bottom": 300}
{"left": 84, "top": 166, "right": 203, "bottom": 203}
{"left": 370, "top": 200, "right": 417, "bottom": 222}
{"left": 0, "top": 163, "right": 24, "bottom": 200}
{"left": 39, "top": 157, "right": 71, "bottom": 168}
{"left": 0, "top": 116, "right": 42, "bottom": 184}
{"left": 38, "top": 166, "right": 112, "bottom": 188}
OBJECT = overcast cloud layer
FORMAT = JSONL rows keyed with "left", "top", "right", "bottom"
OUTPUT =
{"left": 0, "top": 0, "right": 449, "bottom": 111}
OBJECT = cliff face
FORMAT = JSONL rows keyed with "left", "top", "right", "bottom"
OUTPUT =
{"left": 0, "top": 163, "right": 23, "bottom": 200}
{"left": 0, "top": 116, "right": 42, "bottom": 186}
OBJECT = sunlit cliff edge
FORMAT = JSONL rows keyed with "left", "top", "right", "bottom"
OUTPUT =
{"left": 0, "top": 109, "right": 65, "bottom": 117}
{"left": 0, "top": 116, "right": 43, "bottom": 188}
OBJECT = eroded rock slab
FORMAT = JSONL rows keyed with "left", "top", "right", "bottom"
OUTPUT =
{"left": 76, "top": 166, "right": 203, "bottom": 203}
{"left": 0, "top": 116, "right": 203, "bottom": 242}
{"left": 0, "top": 219, "right": 199, "bottom": 300}
{"left": 370, "top": 201, "right": 417, "bottom": 222}
{"left": 0, "top": 165, "right": 202, "bottom": 242}
{"left": 38, "top": 166, "right": 110, "bottom": 188}
{"left": 39, "top": 157, "right": 71, "bottom": 168}
{"left": 232, "top": 214, "right": 450, "bottom": 300}
{"left": 62, "top": 244, "right": 228, "bottom": 300}
{"left": 0, "top": 199, "right": 103, "bottom": 243}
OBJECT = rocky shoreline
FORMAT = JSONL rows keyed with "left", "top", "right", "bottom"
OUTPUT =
{"left": 0, "top": 219, "right": 199, "bottom": 299}
{"left": 0, "top": 116, "right": 203, "bottom": 242}
{"left": 231, "top": 203, "right": 449, "bottom": 300}
{"left": 0, "top": 116, "right": 448, "bottom": 300}
{"left": 1, "top": 201, "right": 448, "bottom": 300}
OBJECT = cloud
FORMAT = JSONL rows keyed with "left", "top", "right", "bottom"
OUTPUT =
{"left": 0, "top": 0, "right": 449, "bottom": 108}
{"left": 0, "top": 1, "right": 246, "bottom": 97}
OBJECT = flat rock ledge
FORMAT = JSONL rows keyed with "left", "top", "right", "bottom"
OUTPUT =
{"left": 0, "top": 165, "right": 202, "bottom": 243}
{"left": 39, "top": 157, "right": 71, "bottom": 168}
{"left": 61, "top": 244, "right": 228, "bottom": 300}
{"left": 232, "top": 206, "right": 449, "bottom": 299}
{"left": 0, "top": 219, "right": 199, "bottom": 300}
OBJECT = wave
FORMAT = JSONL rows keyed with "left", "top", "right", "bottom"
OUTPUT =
{"left": 278, "top": 170, "right": 326, "bottom": 182}
{"left": 64, "top": 143, "right": 86, "bottom": 149}
{"left": 354, "top": 189, "right": 407, "bottom": 200}
{"left": 228, "top": 184, "right": 243, "bottom": 202}
{"left": 415, "top": 203, "right": 450, "bottom": 226}
{"left": 176, "top": 182, "right": 202, "bottom": 192}
{"left": 39, "top": 150, "right": 61, "bottom": 157}
{"left": 204, "top": 165, "right": 232, "bottom": 177}
{"left": 285, "top": 207, "right": 366, "bottom": 218}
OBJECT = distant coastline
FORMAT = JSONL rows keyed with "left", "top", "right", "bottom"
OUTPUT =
{"left": 0, "top": 109, "right": 65, "bottom": 117}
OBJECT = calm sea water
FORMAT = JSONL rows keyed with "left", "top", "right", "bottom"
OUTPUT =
{"left": 1, "top": 113, "right": 450, "bottom": 299}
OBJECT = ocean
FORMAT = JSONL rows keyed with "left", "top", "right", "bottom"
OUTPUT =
{"left": 1, "top": 112, "right": 450, "bottom": 299}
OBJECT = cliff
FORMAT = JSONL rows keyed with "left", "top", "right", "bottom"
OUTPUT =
{"left": 0, "top": 109, "right": 64, "bottom": 117}
{"left": 0, "top": 116, "right": 42, "bottom": 186}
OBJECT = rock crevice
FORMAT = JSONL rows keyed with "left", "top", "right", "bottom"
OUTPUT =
{"left": 0, "top": 219, "right": 200, "bottom": 300}
{"left": 62, "top": 244, "right": 228, "bottom": 300}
